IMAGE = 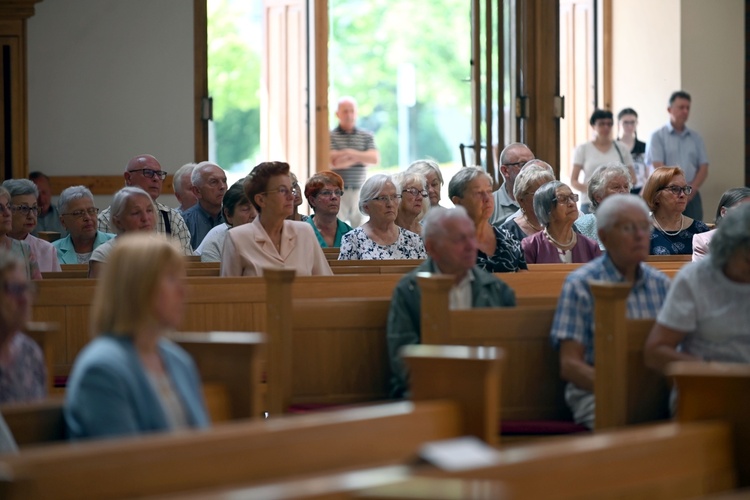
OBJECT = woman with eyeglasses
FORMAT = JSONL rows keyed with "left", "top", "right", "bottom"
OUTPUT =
{"left": 0, "top": 186, "right": 41, "bottom": 280}
{"left": 617, "top": 108, "right": 650, "bottom": 194}
{"left": 195, "top": 181, "right": 257, "bottom": 262}
{"left": 450, "top": 167, "right": 527, "bottom": 273}
{"left": 406, "top": 159, "right": 444, "bottom": 208}
{"left": 642, "top": 167, "right": 710, "bottom": 255}
{"left": 522, "top": 181, "right": 602, "bottom": 264}
{"left": 2, "top": 179, "right": 61, "bottom": 272}
{"left": 338, "top": 174, "right": 426, "bottom": 260}
{"left": 221, "top": 161, "right": 331, "bottom": 276}
{"left": 287, "top": 172, "right": 309, "bottom": 222}
{"left": 304, "top": 171, "right": 353, "bottom": 248}
{"left": 393, "top": 171, "right": 428, "bottom": 236}
{"left": 692, "top": 187, "right": 750, "bottom": 262}
{"left": 52, "top": 186, "right": 115, "bottom": 265}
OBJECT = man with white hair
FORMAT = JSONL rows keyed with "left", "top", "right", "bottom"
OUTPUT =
{"left": 490, "top": 142, "right": 535, "bottom": 225}
{"left": 386, "top": 206, "right": 516, "bottom": 398}
{"left": 329, "top": 96, "right": 379, "bottom": 228}
{"left": 550, "top": 194, "right": 671, "bottom": 429}
{"left": 182, "top": 161, "right": 228, "bottom": 250}
{"left": 173, "top": 163, "right": 198, "bottom": 213}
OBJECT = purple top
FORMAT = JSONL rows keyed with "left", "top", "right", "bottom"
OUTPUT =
{"left": 522, "top": 230, "right": 602, "bottom": 264}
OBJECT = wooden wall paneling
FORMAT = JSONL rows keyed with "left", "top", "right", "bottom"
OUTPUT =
{"left": 194, "top": 0, "right": 208, "bottom": 162}
{"left": 312, "top": 0, "right": 329, "bottom": 173}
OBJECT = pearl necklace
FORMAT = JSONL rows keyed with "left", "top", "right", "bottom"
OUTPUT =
{"left": 652, "top": 214, "right": 685, "bottom": 236}
{"left": 544, "top": 227, "right": 577, "bottom": 250}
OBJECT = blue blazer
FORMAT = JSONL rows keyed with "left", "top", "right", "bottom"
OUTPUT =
{"left": 65, "top": 335, "right": 210, "bottom": 440}
{"left": 53, "top": 231, "right": 116, "bottom": 264}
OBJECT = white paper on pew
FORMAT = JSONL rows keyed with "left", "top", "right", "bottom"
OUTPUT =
{"left": 419, "top": 436, "right": 501, "bottom": 471}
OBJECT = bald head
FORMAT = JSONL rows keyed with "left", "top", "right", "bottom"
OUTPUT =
{"left": 498, "top": 143, "right": 535, "bottom": 200}
{"left": 124, "top": 154, "right": 165, "bottom": 201}
{"left": 336, "top": 97, "right": 358, "bottom": 132}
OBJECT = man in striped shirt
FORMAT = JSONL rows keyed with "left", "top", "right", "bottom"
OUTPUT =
{"left": 329, "top": 97, "right": 379, "bottom": 228}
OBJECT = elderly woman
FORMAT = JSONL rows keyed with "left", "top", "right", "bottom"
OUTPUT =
{"left": 304, "top": 171, "right": 353, "bottom": 248}
{"left": 573, "top": 162, "right": 633, "bottom": 249}
{"left": 642, "top": 166, "right": 710, "bottom": 255}
{"left": 571, "top": 109, "right": 636, "bottom": 213}
{"left": 288, "top": 172, "right": 309, "bottom": 222}
{"left": 692, "top": 187, "right": 750, "bottom": 262}
{"left": 89, "top": 187, "right": 157, "bottom": 278}
{"left": 500, "top": 163, "right": 555, "bottom": 242}
{"left": 522, "top": 181, "right": 601, "bottom": 264}
{"left": 449, "top": 167, "right": 526, "bottom": 272}
{"left": 2, "top": 179, "right": 61, "bottom": 272}
{"left": 0, "top": 251, "right": 46, "bottom": 404}
{"left": 645, "top": 203, "right": 750, "bottom": 374}
{"left": 406, "top": 159, "right": 444, "bottom": 208}
{"left": 338, "top": 174, "right": 426, "bottom": 260}
{"left": 0, "top": 186, "right": 40, "bottom": 280}
{"left": 393, "top": 170, "right": 428, "bottom": 235}
{"left": 222, "top": 161, "right": 331, "bottom": 276}
{"left": 52, "top": 186, "right": 115, "bottom": 265}
{"left": 65, "top": 234, "right": 209, "bottom": 439}
{"left": 196, "top": 181, "right": 257, "bottom": 262}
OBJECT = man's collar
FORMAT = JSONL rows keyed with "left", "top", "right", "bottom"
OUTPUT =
{"left": 335, "top": 125, "right": 358, "bottom": 134}
{"left": 667, "top": 122, "right": 689, "bottom": 135}
{"left": 602, "top": 253, "right": 644, "bottom": 284}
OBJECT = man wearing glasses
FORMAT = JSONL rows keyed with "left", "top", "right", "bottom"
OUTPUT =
{"left": 490, "top": 142, "right": 535, "bottom": 225}
{"left": 98, "top": 154, "right": 193, "bottom": 255}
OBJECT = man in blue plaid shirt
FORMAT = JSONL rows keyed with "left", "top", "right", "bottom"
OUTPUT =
{"left": 550, "top": 194, "right": 671, "bottom": 429}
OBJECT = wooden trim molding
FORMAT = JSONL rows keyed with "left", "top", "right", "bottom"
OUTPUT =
{"left": 0, "top": 0, "right": 43, "bottom": 20}
{"left": 193, "top": 0, "right": 208, "bottom": 162}
{"left": 48, "top": 175, "right": 174, "bottom": 196}
{"left": 313, "top": 0, "right": 329, "bottom": 173}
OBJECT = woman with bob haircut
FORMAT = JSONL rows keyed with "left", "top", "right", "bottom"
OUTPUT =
{"left": 221, "top": 161, "right": 331, "bottom": 276}
{"left": 392, "top": 170, "right": 428, "bottom": 235}
{"left": 65, "top": 233, "right": 209, "bottom": 439}
{"left": 304, "top": 170, "right": 353, "bottom": 248}
{"left": 692, "top": 187, "right": 750, "bottom": 261}
{"left": 500, "top": 161, "right": 555, "bottom": 242}
{"left": 642, "top": 166, "right": 710, "bottom": 255}
{"left": 53, "top": 185, "right": 115, "bottom": 264}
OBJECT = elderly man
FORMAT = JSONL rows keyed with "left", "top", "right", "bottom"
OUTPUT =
{"left": 550, "top": 194, "right": 671, "bottom": 429}
{"left": 28, "top": 172, "right": 67, "bottom": 237}
{"left": 329, "top": 97, "right": 379, "bottom": 228}
{"left": 98, "top": 154, "right": 193, "bottom": 255}
{"left": 173, "top": 163, "right": 198, "bottom": 213}
{"left": 490, "top": 142, "right": 535, "bottom": 225}
{"left": 386, "top": 206, "right": 516, "bottom": 398}
{"left": 182, "top": 161, "right": 227, "bottom": 250}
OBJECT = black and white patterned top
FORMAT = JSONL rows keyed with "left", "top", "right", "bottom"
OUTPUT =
{"left": 650, "top": 219, "right": 710, "bottom": 255}
{"left": 477, "top": 225, "right": 528, "bottom": 273}
{"left": 338, "top": 227, "right": 426, "bottom": 260}
{"left": 329, "top": 126, "right": 377, "bottom": 188}
{"left": 0, "top": 333, "right": 46, "bottom": 404}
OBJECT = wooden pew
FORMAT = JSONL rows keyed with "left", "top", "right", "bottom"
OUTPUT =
{"left": 1, "top": 398, "right": 66, "bottom": 446}
{"left": 323, "top": 247, "right": 340, "bottom": 260}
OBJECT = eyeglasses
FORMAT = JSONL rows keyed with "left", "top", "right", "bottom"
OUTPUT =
{"left": 129, "top": 168, "right": 168, "bottom": 180}
{"left": 621, "top": 120, "right": 637, "bottom": 125}
{"left": 317, "top": 189, "right": 344, "bottom": 198}
{"left": 62, "top": 207, "right": 100, "bottom": 219}
{"left": 369, "top": 194, "right": 402, "bottom": 203}
{"left": 402, "top": 188, "right": 428, "bottom": 198}
{"left": 613, "top": 221, "right": 652, "bottom": 235}
{"left": 264, "top": 186, "right": 297, "bottom": 197}
{"left": 553, "top": 193, "right": 579, "bottom": 204}
{"left": 467, "top": 190, "right": 493, "bottom": 200}
{"left": 503, "top": 161, "right": 525, "bottom": 168}
{"left": 10, "top": 205, "right": 39, "bottom": 216}
{"left": 3, "top": 281, "right": 36, "bottom": 298}
{"left": 658, "top": 185, "right": 693, "bottom": 196}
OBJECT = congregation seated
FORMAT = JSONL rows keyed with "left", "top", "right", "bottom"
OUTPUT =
{"left": 221, "top": 161, "right": 331, "bottom": 276}
{"left": 182, "top": 161, "right": 228, "bottom": 250}
{"left": 643, "top": 166, "right": 710, "bottom": 255}
{"left": 338, "top": 174, "right": 426, "bottom": 260}
{"left": 522, "top": 181, "right": 601, "bottom": 264}
{"left": 29, "top": 171, "right": 67, "bottom": 237}
{"left": 550, "top": 194, "right": 670, "bottom": 429}
{"left": 89, "top": 187, "right": 157, "bottom": 278}
{"left": 645, "top": 203, "right": 750, "bottom": 374}
{"left": 386, "top": 206, "right": 515, "bottom": 398}
{"left": 172, "top": 162, "right": 198, "bottom": 213}
{"left": 499, "top": 161, "right": 555, "bottom": 242}
{"left": 692, "top": 186, "right": 750, "bottom": 262}
{"left": 52, "top": 185, "right": 115, "bottom": 265}
{"left": 195, "top": 181, "right": 257, "bottom": 262}
{"left": 406, "top": 159, "right": 444, "bottom": 209}
{"left": 304, "top": 171, "right": 353, "bottom": 248}
{"left": 98, "top": 154, "right": 193, "bottom": 255}
{"left": 0, "top": 186, "right": 40, "bottom": 280}
{"left": 2, "top": 179, "right": 60, "bottom": 273}
{"left": 65, "top": 234, "right": 210, "bottom": 440}
{"left": 0, "top": 251, "right": 47, "bottom": 405}
{"left": 573, "top": 162, "right": 632, "bottom": 249}
{"left": 392, "top": 170, "right": 428, "bottom": 236}
{"left": 449, "top": 167, "right": 526, "bottom": 273}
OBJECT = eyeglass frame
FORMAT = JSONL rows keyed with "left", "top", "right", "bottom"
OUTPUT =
{"left": 10, "top": 204, "right": 39, "bottom": 216}
{"left": 2, "top": 281, "right": 36, "bottom": 299}
{"left": 264, "top": 186, "right": 297, "bottom": 197}
{"left": 658, "top": 185, "right": 693, "bottom": 196}
{"left": 553, "top": 193, "right": 580, "bottom": 205}
{"left": 128, "top": 168, "right": 168, "bottom": 180}
{"left": 316, "top": 189, "right": 344, "bottom": 198}
{"left": 402, "top": 187, "right": 428, "bottom": 198}
{"left": 368, "top": 194, "right": 402, "bottom": 203}
{"left": 61, "top": 207, "right": 100, "bottom": 220}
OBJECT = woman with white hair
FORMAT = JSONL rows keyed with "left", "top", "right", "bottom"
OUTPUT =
{"left": 573, "top": 163, "right": 633, "bottom": 249}
{"left": 392, "top": 170, "right": 428, "bottom": 235}
{"left": 338, "top": 174, "right": 426, "bottom": 260}
{"left": 0, "top": 186, "right": 40, "bottom": 280}
{"left": 406, "top": 159, "right": 444, "bottom": 208}
{"left": 52, "top": 186, "right": 115, "bottom": 264}
{"left": 500, "top": 163, "right": 556, "bottom": 243}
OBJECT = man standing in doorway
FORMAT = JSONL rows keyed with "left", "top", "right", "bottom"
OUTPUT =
{"left": 329, "top": 97, "right": 379, "bottom": 228}
{"left": 646, "top": 91, "right": 709, "bottom": 221}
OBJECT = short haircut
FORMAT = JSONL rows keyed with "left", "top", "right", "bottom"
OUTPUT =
{"left": 710, "top": 203, "right": 750, "bottom": 270}
{"left": 173, "top": 163, "right": 196, "bottom": 193}
{"left": 617, "top": 108, "right": 638, "bottom": 121}
{"left": 532, "top": 180, "right": 566, "bottom": 227}
{"left": 191, "top": 161, "right": 222, "bottom": 188}
{"left": 358, "top": 174, "right": 398, "bottom": 215}
{"left": 499, "top": 142, "right": 532, "bottom": 165}
{"left": 422, "top": 205, "right": 471, "bottom": 244}
{"left": 90, "top": 233, "right": 184, "bottom": 337}
{"left": 58, "top": 186, "right": 95, "bottom": 214}
{"left": 244, "top": 161, "right": 291, "bottom": 212}
{"left": 589, "top": 109, "right": 614, "bottom": 126}
{"left": 305, "top": 171, "right": 344, "bottom": 203}
{"left": 337, "top": 96, "right": 357, "bottom": 109}
{"left": 448, "top": 167, "right": 492, "bottom": 199}
{"left": 715, "top": 187, "right": 750, "bottom": 225}
{"left": 596, "top": 194, "right": 650, "bottom": 232}
{"left": 222, "top": 181, "right": 250, "bottom": 219}
{"left": 2, "top": 179, "right": 38, "bottom": 198}
{"left": 587, "top": 162, "right": 633, "bottom": 210}
{"left": 669, "top": 90, "right": 691, "bottom": 106}
{"left": 110, "top": 186, "right": 155, "bottom": 232}
{"left": 28, "top": 171, "right": 50, "bottom": 182}
{"left": 641, "top": 166, "right": 685, "bottom": 211}
{"left": 406, "top": 159, "right": 444, "bottom": 186}
{"left": 513, "top": 164, "right": 555, "bottom": 202}
{"left": 393, "top": 170, "right": 428, "bottom": 222}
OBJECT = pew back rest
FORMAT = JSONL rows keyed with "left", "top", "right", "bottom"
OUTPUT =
{"left": 1, "top": 398, "right": 66, "bottom": 446}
